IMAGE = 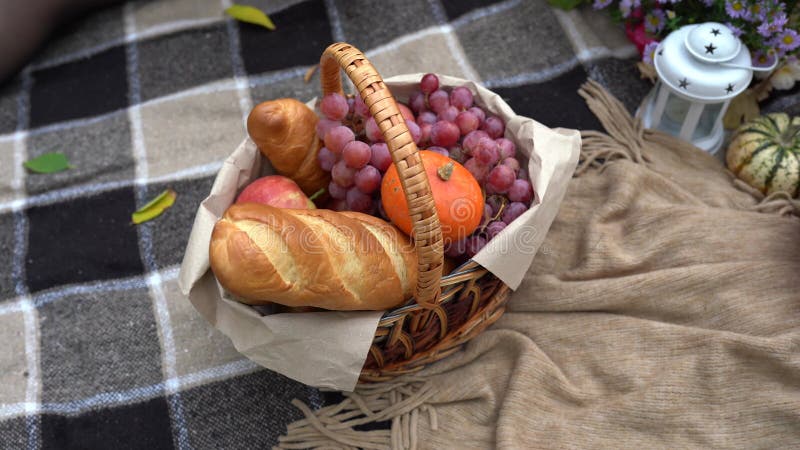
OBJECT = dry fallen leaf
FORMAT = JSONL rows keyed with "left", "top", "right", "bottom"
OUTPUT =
{"left": 636, "top": 62, "right": 657, "bottom": 84}
{"left": 723, "top": 89, "right": 760, "bottom": 130}
{"left": 304, "top": 64, "right": 319, "bottom": 83}
{"left": 132, "top": 189, "right": 177, "bottom": 224}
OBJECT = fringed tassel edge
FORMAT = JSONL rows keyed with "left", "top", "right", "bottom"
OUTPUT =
{"left": 576, "top": 80, "right": 649, "bottom": 177}
{"left": 733, "top": 179, "right": 800, "bottom": 217}
{"left": 274, "top": 378, "right": 438, "bottom": 450}
{"left": 576, "top": 131, "right": 637, "bottom": 177}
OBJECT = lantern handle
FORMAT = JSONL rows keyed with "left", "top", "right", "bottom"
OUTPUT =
{"left": 718, "top": 48, "right": 779, "bottom": 72}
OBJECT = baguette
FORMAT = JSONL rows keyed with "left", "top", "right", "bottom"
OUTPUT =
{"left": 209, "top": 203, "right": 418, "bottom": 310}
{"left": 246, "top": 98, "right": 329, "bottom": 196}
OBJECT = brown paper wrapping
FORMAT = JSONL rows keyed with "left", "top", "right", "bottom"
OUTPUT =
{"left": 178, "top": 74, "right": 581, "bottom": 391}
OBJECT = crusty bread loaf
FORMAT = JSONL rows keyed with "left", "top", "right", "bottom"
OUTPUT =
{"left": 209, "top": 203, "right": 418, "bottom": 310}
{"left": 246, "top": 98, "right": 329, "bottom": 196}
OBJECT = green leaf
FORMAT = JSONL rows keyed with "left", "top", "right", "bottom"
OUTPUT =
{"left": 547, "top": 0, "right": 584, "bottom": 9}
{"left": 225, "top": 4, "right": 275, "bottom": 30}
{"left": 24, "top": 152, "right": 71, "bottom": 174}
{"left": 132, "top": 189, "right": 177, "bottom": 224}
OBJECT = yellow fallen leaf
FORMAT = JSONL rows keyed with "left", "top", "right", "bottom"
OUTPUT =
{"left": 132, "top": 189, "right": 177, "bottom": 224}
{"left": 225, "top": 5, "right": 276, "bottom": 30}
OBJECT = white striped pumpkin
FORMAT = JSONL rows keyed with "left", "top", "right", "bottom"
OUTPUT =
{"left": 726, "top": 113, "right": 800, "bottom": 196}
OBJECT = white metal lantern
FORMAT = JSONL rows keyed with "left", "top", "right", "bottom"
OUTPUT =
{"left": 639, "top": 22, "right": 776, "bottom": 155}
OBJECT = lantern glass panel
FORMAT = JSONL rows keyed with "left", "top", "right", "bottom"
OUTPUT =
{"left": 657, "top": 92, "right": 691, "bottom": 135}
{"left": 692, "top": 102, "right": 723, "bottom": 140}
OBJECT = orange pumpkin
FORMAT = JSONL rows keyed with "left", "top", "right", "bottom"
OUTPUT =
{"left": 381, "top": 150, "right": 484, "bottom": 242}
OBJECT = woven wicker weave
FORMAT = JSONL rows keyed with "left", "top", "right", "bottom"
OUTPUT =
{"left": 320, "top": 43, "right": 510, "bottom": 383}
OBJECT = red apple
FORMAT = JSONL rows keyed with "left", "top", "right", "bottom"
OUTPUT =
{"left": 236, "top": 175, "right": 315, "bottom": 209}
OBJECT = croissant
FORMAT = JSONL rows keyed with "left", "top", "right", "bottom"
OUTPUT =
{"left": 209, "top": 203, "right": 418, "bottom": 311}
{"left": 246, "top": 98, "right": 329, "bottom": 196}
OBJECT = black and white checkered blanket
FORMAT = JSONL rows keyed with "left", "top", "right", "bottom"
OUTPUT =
{"left": 1, "top": 0, "right": 798, "bottom": 448}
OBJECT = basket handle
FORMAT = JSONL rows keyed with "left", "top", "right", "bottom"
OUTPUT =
{"left": 320, "top": 42, "right": 443, "bottom": 308}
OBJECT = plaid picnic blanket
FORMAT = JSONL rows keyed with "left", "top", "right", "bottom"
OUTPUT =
{"left": 1, "top": 0, "right": 798, "bottom": 448}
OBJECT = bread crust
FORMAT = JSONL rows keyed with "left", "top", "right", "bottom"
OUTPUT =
{"left": 246, "top": 98, "right": 330, "bottom": 195}
{"left": 209, "top": 203, "right": 418, "bottom": 311}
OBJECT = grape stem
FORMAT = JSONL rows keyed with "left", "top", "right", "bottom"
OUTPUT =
{"left": 343, "top": 94, "right": 366, "bottom": 138}
{"left": 478, "top": 194, "right": 507, "bottom": 234}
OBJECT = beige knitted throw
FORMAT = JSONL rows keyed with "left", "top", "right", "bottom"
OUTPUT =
{"left": 276, "top": 81, "right": 800, "bottom": 450}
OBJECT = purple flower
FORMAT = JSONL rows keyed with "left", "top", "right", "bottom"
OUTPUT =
{"left": 645, "top": 9, "right": 667, "bottom": 35}
{"left": 661, "top": 0, "right": 681, "bottom": 3}
{"left": 758, "top": 12, "right": 788, "bottom": 37}
{"left": 617, "top": 0, "right": 641, "bottom": 18}
{"left": 770, "top": 29, "right": 800, "bottom": 52}
{"left": 726, "top": 22, "right": 744, "bottom": 37}
{"left": 752, "top": 50, "right": 777, "bottom": 68}
{"left": 725, "top": 0, "right": 749, "bottom": 19}
{"left": 592, "top": 0, "right": 613, "bottom": 9}
{"left": 747, "top": 2, "right": 764, "bottom": 22}
{"left": 702, "top": 0, "right": 714, "bottom": 6}
{"left": 643, "top": 41, "right": 660, "bottom": 66}
{"left": 758, "top": 0, "right": 786, "bottom": 21}
{"left": 619, "top": 0, "right": 634, "bottom": 18}
{"left": 757, "top": 21, "right": 774, "bottom": 37}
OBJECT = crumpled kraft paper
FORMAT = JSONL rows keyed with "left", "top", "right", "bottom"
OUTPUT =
{"left": 178, "top": 74, "right": 581, "bottom": 391}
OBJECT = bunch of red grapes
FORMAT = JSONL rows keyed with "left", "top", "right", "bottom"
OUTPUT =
{"left": 316, "top": 73, "right": 534, "bottom": 259}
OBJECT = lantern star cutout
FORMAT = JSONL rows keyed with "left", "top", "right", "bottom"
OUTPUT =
{"left": 705, "top": 43, "right": 717, "bottom": 54}
{"left": 678, "top": 78, "right": 690, "bottom": 89}
{"left": 711, "top": 28, "right": 721, "bottom": 36}
{"left": 725, "top": 83, "right": 734, "bottom": 93}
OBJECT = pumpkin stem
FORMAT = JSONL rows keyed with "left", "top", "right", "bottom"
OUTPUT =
{"left": 437, "top": 162, "right": 455, "bottom": 181}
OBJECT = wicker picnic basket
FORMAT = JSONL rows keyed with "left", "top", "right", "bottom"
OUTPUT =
{"left": 318, "top": 43, "right": 511, "bottom": 383}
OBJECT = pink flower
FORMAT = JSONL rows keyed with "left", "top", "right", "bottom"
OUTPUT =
{"left": 626, "top": 22, "right": 657, "bottom": 55}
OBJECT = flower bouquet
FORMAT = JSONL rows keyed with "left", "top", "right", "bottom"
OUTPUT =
{"left": 551, "top": 0, "right": 799, "bottom": 125}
